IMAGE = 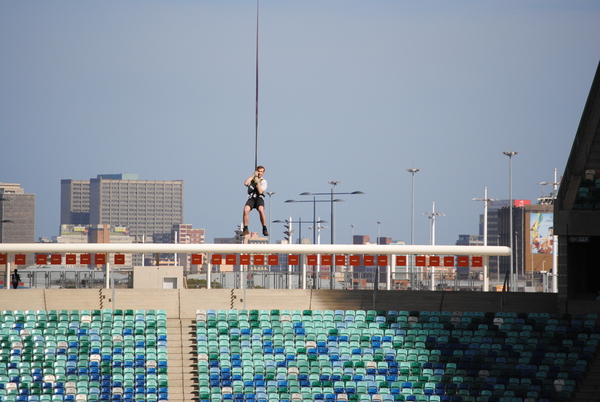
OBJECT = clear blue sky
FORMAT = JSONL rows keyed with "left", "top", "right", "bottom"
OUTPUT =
{"left": 1, "top": 1, "right": 599, "bottom": 245}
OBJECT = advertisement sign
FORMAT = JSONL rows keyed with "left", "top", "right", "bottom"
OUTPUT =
{"left": 530, "top": 213, "right": 554, "bottom": 254}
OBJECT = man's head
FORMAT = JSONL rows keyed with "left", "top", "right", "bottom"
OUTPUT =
{"left": 256, "top": 166, "right": 265, "bottom": 178}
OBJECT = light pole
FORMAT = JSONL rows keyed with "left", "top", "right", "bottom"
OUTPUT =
{"left": 423, "top": 202, "right": 445, "bottom": 290}
{"left": 265, "top": 191, "right": 275, "bottom": 243}
{"left": 377, "top": 221, "right": 381, "bottom": 244}
{"left": 473, "top": 187, "right": 499, "bottom": 292}
{"left": 300, "top": 187, "right": 364, "bottom": 244}
{"left": 351, "top": 224, "right": 355, "bottom": 243}
{"left": 503, "top": 151, "right": 518, "bottom": 291}
{"left": 406, "top": 168, "right": 419, "bottom": 290}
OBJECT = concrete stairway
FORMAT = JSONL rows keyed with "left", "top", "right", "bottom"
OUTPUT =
{"left": 167, "top": 318, "right": 197, "bottom": 402}
{"left": 573, "top": 348, "right": 600, "bottom": 402}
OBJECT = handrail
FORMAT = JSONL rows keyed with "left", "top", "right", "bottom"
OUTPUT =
{"left": 0, "top": 243, "right": 511, "bottom": 256}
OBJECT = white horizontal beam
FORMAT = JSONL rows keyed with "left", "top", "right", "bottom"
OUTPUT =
{"left": 0, "top": 243, "right": 511, "bottom": 256}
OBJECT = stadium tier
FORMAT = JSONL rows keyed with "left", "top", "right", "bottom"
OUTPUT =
{"left": 195, "top": 309, "right": 598, "bottom": 402}
{"left": 0, "top": 309, "right": 168, "bottom": 402}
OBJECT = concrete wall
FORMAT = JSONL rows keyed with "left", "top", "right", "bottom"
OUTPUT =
{"left": 133, "top": 266, "right": 184, "bottom": 289}
{"left": 0, "top": 288, "right": 588, "bottom": 317}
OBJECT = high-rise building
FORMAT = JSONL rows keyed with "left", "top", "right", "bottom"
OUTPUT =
{"left": 60, "top": 174, "right": 184, "bottom": 241}
{"left": 60, "top": 180, "right": 90, "bottom": 226}
{"left": 0, "top": 183, "right": 35, "bottom": 243}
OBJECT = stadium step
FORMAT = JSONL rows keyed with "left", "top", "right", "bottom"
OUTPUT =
{"left": 167, "top": 317, "right": 196, "bottom": 401}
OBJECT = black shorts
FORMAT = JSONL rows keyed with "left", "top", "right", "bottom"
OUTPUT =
{"left": 245, "top": 197, "right": 265, "bottom": 210}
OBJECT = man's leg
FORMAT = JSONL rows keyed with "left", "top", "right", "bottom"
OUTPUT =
{"left": 258, "top": 206, "right": 268, "bottom": 236}
{"left": 242, "top": 204, "right": 251, "bottom": 236}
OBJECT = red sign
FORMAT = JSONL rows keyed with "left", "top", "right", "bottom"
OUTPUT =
{"left": 80, "top": 254, "right": 91, "bottom": 264}
{"left": 254, "top": 255, "right": 265, "bottom": 265}
{"left": 191, "top": 254, "right": 203, "bottom": 265}
{"left": 396, "top": 256, "right": 407, "bottom": 266}
{"left": 65, "top": 254, "right": 77, "bottom": 264}
{"left": 363, "top": 255, "right": 375, "bottom": 266}
{"left": 50, "top": 254, "right": 62, "bottom": 265}
{"left": 335, "top": 255, "right": 346, "bottom": 265}
{"left": 349, "top": 255, "right": 361, "bottom": 266}
{"left": 15, "top": 254, "right": 26, "bottom": 265}
{"left": 211, "top": 254, "right": 222, "bottom": 265}
{"left": 415, "top": 256, "right": 427, "bottom": 266}
{"left": 377, "top": 255, "right": 388, "bottom": 266}
{"left": 472, "top": 256, "right": 483, "bottom": 267}
{"left": 0, "top": 254, "right": 6, "bottom": 265}
{"left": 444, "top": 256, "right": 455, "bottom": 267}
{"left": 307, "top": 255, "right": 318, "bottom": 265}
{"left": 321, "top": 255, "right": 332, "bottom": 266}
{"left": 36, "top": 254, "right": 48, "bottom": 265}
{"left": 288, "top": 254, "right": 299, "bottom": 265}
{"left": 114, "top": 254, "right": 125, "bottom": 265}
{"left": 268, "top": 255, "right": 279, "bottom": 265}
{"left": 240, "top": 254, "right": 251, "bottom": 265}
{"left": 225, "top": 254, "right": 237, "bottom": 265}
{"left": 457, "top": 256, "right": 469, "bottom": 267}
{"left": 94, "top": 254, "right": 106, "bottom": 265}
{"left": 429, "top": 256, "right": 440, "bottom": 267}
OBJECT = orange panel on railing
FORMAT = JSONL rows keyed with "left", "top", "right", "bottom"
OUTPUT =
{"left": 65, "top": 254, "right": 77, "bottom": 264}
{"left": 268, "top": 255, "right": 279, "bottom": 265}
{"left": 50, "top": 254, "right": 62, "bottom": 265}
{"left": 415, "top": 256, "right": 426, "bottom": 266}
{"left": 240, "top": 254, "right": 251, "bottom": 265}
{"left": 225, "top": 254, "right": 237, "bottom": 265}
{"left": 472, "top": 256, "right": 483, "bottom": 267}
{"left": 114, "top": 254, "right": 125, "bottom": 265}
{"left": 349, "top": 255, "right": 361, "bottom": 266}
{"left": 429, "top": 256, "right": 440, "bottom": 267}
{"left": 457, "top": 256, "right": 469, "bottom": 267}
{"left": 377, "top": 255, "right": 388, "bottom": 266}
{"left": 288, "top": 254, "right": 299, "bottom": 265}
{"left": 396, "top": 256, "right": 407, "bottom": 266}
{"left": 15, "top": 254, "right": 26, "bottom": 265}
{"left": 363, "top": 255, "right": 374, "bottom": 266}
{"left": 0, "top": 254, "right": 6, "bottom": 265}
{"left": 191, "top": 254, "right": 203, "bottom": 265}
{"left": 444, "top": 256, "right": 455, "bottom": 266}
{"left": 254, "top": 255, "right": 265, "bottom": 265}
{"left": 307, "top": 255, "right": 318, "bottom": 265}
{"left": 321, "top": 255, "right": 332, "bottom": 266}
{"left": 94, "top": 253, "right": 106, "bottom": 265}
{"left": 80, "top": 254, "right": 91, "bottom": 264}
{"left": 211, "top": 254, "right": 222, "bottom": 265}
{"left": 36, "top": 254, "right": 47, "bottom": 265}
{"left": 335, "top": 255, "right": 346, "bottom": 265}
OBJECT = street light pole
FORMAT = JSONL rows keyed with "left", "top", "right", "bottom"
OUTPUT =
{"left": 265, "top": 191, "right": 275, "bottom": 243}
{"left": 407, "top": 168, "right": 419, "bottom": 289}
{"left": 473, "top": 187, "right": 499, "bottom": 292}
{"left": 300, "top": 188, "right": 364, "bottom": 244}
{"left": 423, "top": 202, "right": 445, "bottom": 291}
{"left": 503, "top": 151, "right": 518, "bottom": 291}
{"left": 328, "top": 181, "right": 340, "bottom": 244}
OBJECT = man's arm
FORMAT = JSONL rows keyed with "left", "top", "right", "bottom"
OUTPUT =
{"left": 244, "top": 171, "right": 257, "bottom": 187}
{"left": 255, "top": 178, "right": 265, "bottom": 195}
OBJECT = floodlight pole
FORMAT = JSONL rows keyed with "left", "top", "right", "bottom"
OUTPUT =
{"left": 473, "top": 187, "right": 499, "bottom": 292}
{"left": 503, "top": 151, "right": 518, "bottom": 291}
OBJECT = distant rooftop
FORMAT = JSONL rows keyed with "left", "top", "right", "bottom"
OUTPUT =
{"left": 97, "top": 173, "right": 139, "bottom": 180}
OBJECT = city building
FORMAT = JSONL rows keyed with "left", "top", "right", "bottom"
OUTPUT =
{"left": 498, "top": 201, "right": 553, "bottom": 285}
{"left": 0, "top": 183, "right": 35, "bottom": 243}
{"left": 61, "top": 174, "right": 184, "bottom": 241}
{"left": 60, "top": 180, "right": 90, "bottom": 226}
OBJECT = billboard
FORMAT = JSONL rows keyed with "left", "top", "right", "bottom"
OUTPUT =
{"left": 530, "top": 213, "right": 554, "bottom": 254}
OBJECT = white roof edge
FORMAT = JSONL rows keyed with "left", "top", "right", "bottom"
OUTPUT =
{"left": 0, "top": 243, "right": 511, "bottom": 256}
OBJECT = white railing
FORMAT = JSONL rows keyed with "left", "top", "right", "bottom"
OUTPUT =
{"left": 1, "top": 243, "right": 511, "bottom": 291}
